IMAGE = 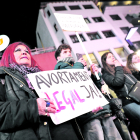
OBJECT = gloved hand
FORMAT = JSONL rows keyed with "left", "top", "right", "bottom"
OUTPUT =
{"left": 109, "top": 98, "right": 127, "bottom": 120}
{"left": 115, "top": 110, "right": 128, "bottom": 121}
{"left": 109, "top": 98, "right": 122, "bottom": 111}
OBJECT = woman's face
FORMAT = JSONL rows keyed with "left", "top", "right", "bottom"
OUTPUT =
{"left": 14, "top": 45, "right": 31, "bottom": 67}
{"left": 106, "top": 53, "right": 116, "bottom": 65}
{"left": 132, "top": 54, "right": 140, "bottom": 63}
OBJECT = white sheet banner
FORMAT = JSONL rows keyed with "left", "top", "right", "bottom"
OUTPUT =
{"left": 27, "top": 69, "right": 108, "bottom": 125}
{"left": 54, "top": 13, "right": 90, "bottom": 32}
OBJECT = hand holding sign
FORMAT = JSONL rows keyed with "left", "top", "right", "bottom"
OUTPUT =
{"left": 90, "top": 63, "right": 99, "bottom": 74}
{"left": 78, "top": 58, "right": 87, "bottom": 66}
{"left": 36, "top": 98, "right": 57, "bottom": 116}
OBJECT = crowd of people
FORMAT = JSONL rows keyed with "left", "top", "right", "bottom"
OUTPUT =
{"left": 0, "top": 41, "right": 140, "bottom": 140}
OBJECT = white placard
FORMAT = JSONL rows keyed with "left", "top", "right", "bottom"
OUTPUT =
{"left": 27, "top": 69, "right": 108, "bottom": 125}
{"left": 54, "top": 13, "right": 90, "bottom": 32}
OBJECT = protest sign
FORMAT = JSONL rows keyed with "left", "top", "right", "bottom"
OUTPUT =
{"left": 54, "top": 13, "right": 90, "bottom": 32}
{"left": 27, "top": 69, "right": 108, "bottom": 125}
{"left": 54, "top": 13, "right": 100, "bottom": 80}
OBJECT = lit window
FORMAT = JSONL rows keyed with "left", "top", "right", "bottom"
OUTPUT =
{"left": 114, "top": 47, "right": 128, "bottom": 62}
{"left": 69, "top": 5, "right": 81, "bottom": 10}
{"left": 84, "top": 18, "right": 91, "bottom": 24}
{"left": 102, "top": 30, "right": 115, "bottom": 38}
{"left": 87, "top": 32, "right": 101, "bottom": 40}
{"left": 110, "top": 15, "right": 121, "bottom": 20}
{"left": 83, "top": 5, "right": 94, "bottom": 9}
{"left": 92, "top": 17, "right": 104, "bottom": 22}
{"left": 54, "top": 6, "right": 67, "bottom": 11}
{"left": 83, "top": 53, "right": 100, "bottom": 70}
{"left": 98, "top": 50, "right": 110, "bottom": 57}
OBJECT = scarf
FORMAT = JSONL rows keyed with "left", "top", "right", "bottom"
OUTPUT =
{"left": 9, "top": 63, "right": 41, "bottom": 89}
{"left": 57, "top": 57, "right": 75, "bottom": 63}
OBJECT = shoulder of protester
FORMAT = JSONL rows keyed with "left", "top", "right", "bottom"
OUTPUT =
{"left": 54, "top": 61, "right": 84, "bottom": 70}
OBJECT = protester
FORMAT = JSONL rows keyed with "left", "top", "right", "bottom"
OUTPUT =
{"left": 101, "top": 52, "right": 140, "bottom": 139}
{"left": 54, "top": 44, "right": 122, "bottom": 140}
{"left": 90, "top": 63, "right": 132, "bottom": 140}
{"left": 0, "top": 42, "right": 81, "bottom": 140}
{"left": 127, "top": 52, "right": 140, "bottom": 80}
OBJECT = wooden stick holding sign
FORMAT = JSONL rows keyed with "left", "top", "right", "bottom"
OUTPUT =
{"left": 54, "top": 13, "right": 100, "bottom": 80}
{"left": 75, "top": 32, "right": 100, "bottom": 80}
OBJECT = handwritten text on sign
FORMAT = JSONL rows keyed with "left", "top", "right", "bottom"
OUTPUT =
{"left": 54, "top": 13, "right": 90, "bottom": 32}
{"left": 27, "top": 69, "right": 108, "bottom": 124}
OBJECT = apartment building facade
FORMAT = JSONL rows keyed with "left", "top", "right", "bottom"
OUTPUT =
{"left": 36, "top": 1, "right": 140, "bottom": 68}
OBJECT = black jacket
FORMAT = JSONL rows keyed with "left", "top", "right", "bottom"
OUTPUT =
{"left": 132, "top": 71, "right": 140, "bottom": 81}
{"left": 0, "top": 67, "right": 51, "bottom": 140}
{"left": 102, "top": 66, "right": 137, "bottom": 106}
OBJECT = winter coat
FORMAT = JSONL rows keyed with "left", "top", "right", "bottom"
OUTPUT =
{"left": 132, "top": 71, "right": 140, "bottom": 81}
{"left": 54, "top": 61, "right": 84, "bottom": 70}
{"left": 102, "top": 66, "right": 137, "bottom": 106}
{"left": 54, "top": 61, "right": 112, "bottom": 126}
{"left": 0, "top": 66, "right": 52, "bottom": 140}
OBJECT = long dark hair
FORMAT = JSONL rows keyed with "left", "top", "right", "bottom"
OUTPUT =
{"left": 101, "top": 52, "right": 131, "bottom": 75}
{"left": 126, "top": 53, "right": 138, "bottom": 72}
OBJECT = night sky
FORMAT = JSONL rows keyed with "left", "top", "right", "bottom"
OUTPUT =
{"left": 0, "top": 1, "right": 40, "bottom": 49}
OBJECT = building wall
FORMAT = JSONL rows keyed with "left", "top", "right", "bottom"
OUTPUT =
{"left": 36, "top": 1, "right": 140, "bottom": 68}
{"left": 36, "top": 10, "right": 59, "bottom": 48}
{"left": 104, "top": 5, "right": 140, "bottom": 49}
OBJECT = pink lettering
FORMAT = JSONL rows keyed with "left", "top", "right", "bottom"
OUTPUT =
{"left": 74, "top": 90, "right": 85, "bottom": 103}
{"left": 62, "top": 90, "right": 75, "bottom": 110}
{"left": 44, "top": 92, "right": 51, "bottom": 100}
{"left": 53, "top": 91, "right": 66, "bottom": 112}
{"left": 70, "top": 90, "right": 79, "bottom": 104}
